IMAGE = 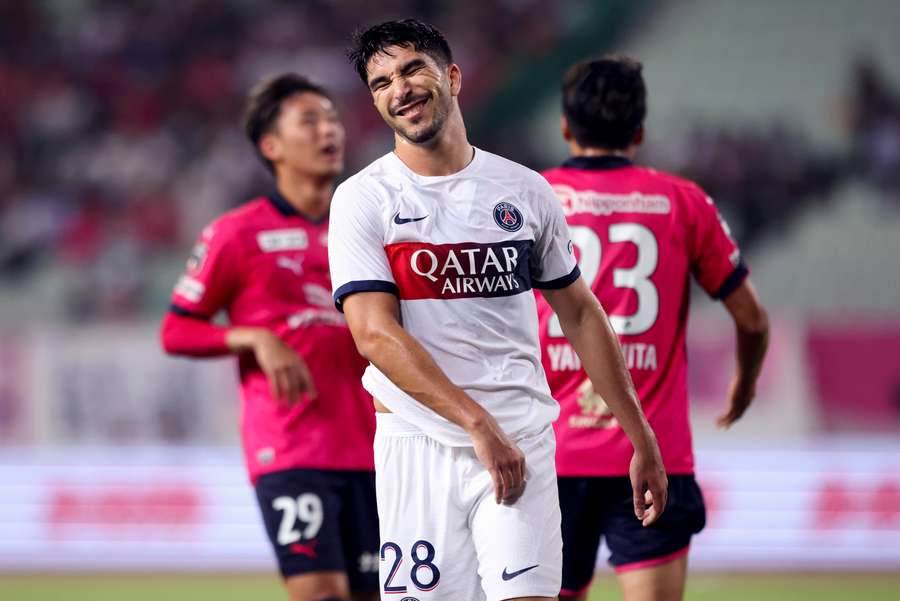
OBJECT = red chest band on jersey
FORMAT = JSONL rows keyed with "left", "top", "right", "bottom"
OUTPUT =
{"left": 386, "top": 240, "right": 534, "bottom": 300}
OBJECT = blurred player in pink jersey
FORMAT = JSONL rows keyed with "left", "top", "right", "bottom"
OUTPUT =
{"left": 536, "top": 56, "right": 770, "bottom": 601}
{"left": 160, "top": 74, "right": 378, "bottom": 601}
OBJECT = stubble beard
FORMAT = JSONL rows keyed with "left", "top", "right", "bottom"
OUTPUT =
{"left": 393, "top": 95, "right": 449, "bottom": 146}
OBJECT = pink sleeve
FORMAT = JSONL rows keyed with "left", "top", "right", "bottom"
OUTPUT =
{"left": 159, "top": 311, "right": 230, "bottom": 357}
{"left": 689, "top": 191, "right": 749, "bottom": 299}
{"left": 169, "top": 220, "right": 242, "bottom": 317}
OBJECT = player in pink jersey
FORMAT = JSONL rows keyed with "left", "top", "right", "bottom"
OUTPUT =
{"left": 160, "top": 74, "right": 378, "bottom": 601}
{"left": 535, "top": 56, "right": 770, "bottom": 601}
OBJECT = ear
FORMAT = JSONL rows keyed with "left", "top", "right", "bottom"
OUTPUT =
{"left": 634, "top": 124, "right": 645, "bottom": 146}
{"left": 560, "top": 115, "right": 573, "bottom": 142}
{"left": 448, "top": 63, "right": 462, "bottom": 97}
{"left": 259, "top": 132, "right": 282, "bottom": 164}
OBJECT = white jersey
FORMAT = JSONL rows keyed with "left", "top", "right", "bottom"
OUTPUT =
{"left": 329, "top": 148, "right": 580, "bottom": 446}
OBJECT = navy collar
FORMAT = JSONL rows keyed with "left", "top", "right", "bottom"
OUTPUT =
{"left": 561, "top": 155, "right": 632, "bottom": 170}
{"left": 267, "top": 191, "right": 328, "bottom": 224}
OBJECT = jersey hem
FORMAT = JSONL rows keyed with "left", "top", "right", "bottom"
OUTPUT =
{"left": 556, "top": 468, "right": 695, "bottom": 478}
{"left": 248, "top": 462, "right": 377, "bottom": 485}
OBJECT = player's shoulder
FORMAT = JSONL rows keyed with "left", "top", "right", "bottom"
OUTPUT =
{"left": 635, "top": 166, "right": 710, "bottom": 202}
{"left": 333, "top": 153, "right": 398, "bottom": 208}
{"left": 199, "top": 197, "right": 272, "bottom": 242}
{"left": 544, "top": 161, "right": 706, "bottom": 197}
{"left": 476, "top": 149, "right": 556, "bottom": 211}
{"left": 478, "top": 148, "right": 547, "bottom": 185}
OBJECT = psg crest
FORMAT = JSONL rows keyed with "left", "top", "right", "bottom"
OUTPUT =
{"left": 493, "top": 201, "right": 524, "bottom": 232}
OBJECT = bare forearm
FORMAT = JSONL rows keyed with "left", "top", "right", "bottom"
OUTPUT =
{"left": 355, "top": 321, "right": 489, "bottom": 431}
{"left": 160, "top": 312, "right": 231, "bottom": 357}
{"left": 725, "top": 280, "right": 770, "bottom": 391}
{"left": 735, "top": 322, "right": 769, "bottom": 389}
{"left": 560, "top": 307, "right": 657, "bottom": 453}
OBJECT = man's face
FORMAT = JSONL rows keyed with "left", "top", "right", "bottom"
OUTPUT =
{"left": 365, "top": 44, "right": 454, "bottom": 145}
{"left": 263, "top": 92, "right": 345, "bottom": 177}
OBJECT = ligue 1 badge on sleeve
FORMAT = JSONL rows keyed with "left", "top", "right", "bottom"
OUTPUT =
{"left": 186, "top": 241, "right": 208, "bottom": 272}
{"left": 493, "top": 201, "right": 524, "bottom": 232}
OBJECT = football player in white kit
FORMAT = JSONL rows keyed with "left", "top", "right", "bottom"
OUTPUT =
{"left": 329, "top": 19, "right": 668, "bottom": 601}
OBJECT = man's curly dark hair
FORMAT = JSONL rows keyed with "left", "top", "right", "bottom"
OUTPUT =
{"left": 348, "top": 18, "right": 453, "bottom": 85}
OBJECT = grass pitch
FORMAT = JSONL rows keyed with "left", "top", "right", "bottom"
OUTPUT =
{"left": 0, "top": 572, "right": 897, "bottom": 600}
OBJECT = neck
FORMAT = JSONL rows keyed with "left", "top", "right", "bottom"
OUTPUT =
{"left": 274, "top": 169, "right": 334, "bottom": 220}
{"left": 393, "top": 107, "right": 473, "bottom": 176}
{"left": 569, "top": 142, "right": 638, "bottom": 161}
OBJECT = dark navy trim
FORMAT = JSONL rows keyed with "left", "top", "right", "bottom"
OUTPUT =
{"left": 333, "top": 280, "right": 399, "bottom": 312}
{"left": 533, "top": 265, "right": 581, "bottom": 290}
{"left": 168, "top": 303, "right": 211, "bottom": 320}
{"left": 712, "top": 260, "right": 750, "bottom": 300}
{"left": 561, "top": 155, "right": 632, "bottom": 170}
{"left": 268, "top": 191, "right": 329, "bottom": 224}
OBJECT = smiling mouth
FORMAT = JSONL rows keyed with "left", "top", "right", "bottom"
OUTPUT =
{"left": 320, "top": 143, "right": 340, "bottom": 157}
{"left": 394, "top": 96, "right": 428, "bottom": 117}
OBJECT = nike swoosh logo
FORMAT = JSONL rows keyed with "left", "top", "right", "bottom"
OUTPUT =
{"left": 501, "top": 564, "right": 539, "bottom": 581}
{"left": 393, "top": 211, "right": 428, "bottom": 225}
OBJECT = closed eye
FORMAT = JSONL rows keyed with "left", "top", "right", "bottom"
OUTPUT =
{"left": 368, "top": 76, "right": 390, "bottom": 92}
{"left": 399, "top": 59, "right": 427, "bottom": 77}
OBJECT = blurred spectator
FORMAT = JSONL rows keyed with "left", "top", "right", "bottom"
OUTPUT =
{"left": 846, "top": 58, "right": 900, "bottom": 196}
{"left": 645, "top": 121, "right": 840, "bottom": 245}
{"left": 2, "top": 1, "right": 898, "bottom": 319}
{"left": 1, "top": 0, "right": 580, "bottom": 320}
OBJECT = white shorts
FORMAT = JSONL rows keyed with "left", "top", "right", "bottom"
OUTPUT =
{"left": 374, "top": 413, "right": 562, "bottom": 601}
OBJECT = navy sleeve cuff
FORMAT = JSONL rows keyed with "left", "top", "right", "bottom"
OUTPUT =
{"left": 169, "top": 303, "right": 211, "bottom": 319}
{"left": 533, "top": 265, "right": 581, "bottom": 290}
{"left": 333, "top": 280, "right": 399, "bottom": 312}
{"left": 712, "top": 260, "right": 750, "bottom": 300}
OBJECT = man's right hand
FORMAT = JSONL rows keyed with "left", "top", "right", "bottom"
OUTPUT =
{"left": 629, "top": 444, "right": 668, "bottom": 527}
{"left": 468, "top": 415, "right": 527, "bottom": 505}
{"left": 251, "top": 330, "right": 317, "bottom": 404}
{"left": 717, "top": 375, "right": 756, "bottom": 428}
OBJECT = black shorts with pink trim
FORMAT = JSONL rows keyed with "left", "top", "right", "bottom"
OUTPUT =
{"left": 255, "top": 468, "right": 379, "bottom": 589}
{"left": 558, "top": 474, "right": 706, "bottom": 593}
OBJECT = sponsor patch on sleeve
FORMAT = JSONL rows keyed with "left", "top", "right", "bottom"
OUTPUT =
{"left": 173, "top": 275, "right": 206, "bottom": 303}
{"left": 186, "top": 242, "right": 208, "bottom": 272}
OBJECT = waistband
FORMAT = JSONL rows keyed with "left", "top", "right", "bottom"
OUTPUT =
{"left": 375, "top": 412, "right": 430, "bottom": 437}
{"left": 374, "top": 411, "right": 552, "bottom": 448}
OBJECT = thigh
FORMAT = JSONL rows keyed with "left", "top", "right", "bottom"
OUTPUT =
{"left": 603, "top": 475, "right": 705, "bottom": 573}
{"left": 255, "top": 469, "right": 347, "bottom": 579}
{"left": 284, "top": 571, "right": 350, "bottom": 601}
{"left": 471, "top": 427, "right": 562, "bottom": 601}
{"left": 339, "top": 471, "right": 380, "bottom": 593}
{"left": 374, "top": 430, "right": 483, "bottom": 601}
{"left": 557, "top": 477, "right": 606, "bottom": 597}
{"left": 617, "top": 554, "right": 688, "bottom": 601}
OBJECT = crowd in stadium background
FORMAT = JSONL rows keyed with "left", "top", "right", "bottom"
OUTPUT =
{"left": 0, "top": 0, "right": 898, "bottom": 597}
{"left": 3, "top": 0, "right": 899, "bottom": 321}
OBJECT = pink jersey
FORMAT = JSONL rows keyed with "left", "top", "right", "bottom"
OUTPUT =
{"left": 170, "top": 193, "right": 375, "bottom": 483}
{"left": 536, "top": 156, "right": 748, "bottom": 476}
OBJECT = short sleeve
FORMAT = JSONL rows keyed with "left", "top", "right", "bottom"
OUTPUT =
{"left": 170, "top": 220, "right": 242, "bottom": 317}
{"left": 690, "top": 193, "right": 749, "bottom": 299}
{"left": 530, "top": 175, "right": 580, "bottom": 289}
{"left": 328, "top": 179, "right": 398, "bottom": 311}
